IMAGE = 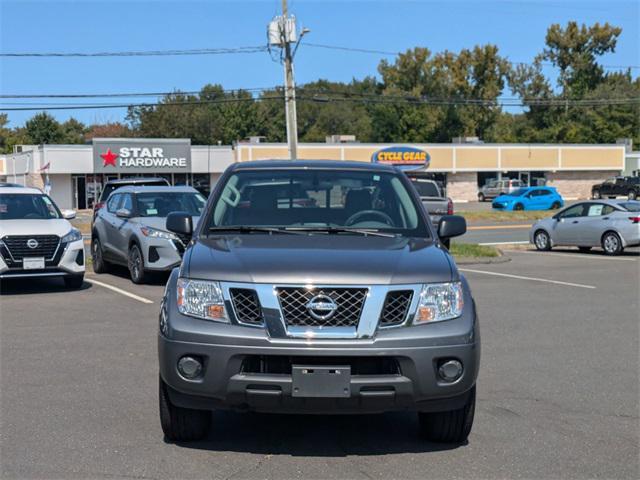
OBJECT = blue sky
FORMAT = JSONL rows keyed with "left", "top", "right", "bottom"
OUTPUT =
{"left": 1, "top": 0, "right": 638, "bottom": 127}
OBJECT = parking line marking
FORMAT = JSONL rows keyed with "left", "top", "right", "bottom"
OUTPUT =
{"left": 478, "top": 241, "right": 530, "bottom": 246}
{"left": 86, "top": 279, "right": 154, "bottom": 304}
{"left": 467, "top": 224, "right": 531, "bottom": 231}
{"left": 459, "top": 268, "right": 596, "bottom": 289}
{"left": 506, "top": 249, "right": 638, "bottom": 262}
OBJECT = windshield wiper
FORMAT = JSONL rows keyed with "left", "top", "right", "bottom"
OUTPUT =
{"left": 208, "top": 226, "right": 305, "bottom": 235}
{"left": 284, "top": 227, "right": 396, "bottom": 238}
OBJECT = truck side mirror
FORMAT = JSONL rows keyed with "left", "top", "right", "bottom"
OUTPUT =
{"left": 166, "top": 211, "right": 193, "bottom": 236}
{"left": 438, "top": 215, "right": 466, "bottom": 239}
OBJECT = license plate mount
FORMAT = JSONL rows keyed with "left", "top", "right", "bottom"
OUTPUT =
{"left": 292, "top": 365, "right": 351, "bottom": 398}
{"left": 23, "top": 257, "right": 45, "bottom": 270}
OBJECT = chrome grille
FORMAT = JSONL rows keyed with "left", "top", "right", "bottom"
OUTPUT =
{"left": 380, "top": 290, "right": 413, "bottom": 326}
{"left": 230, "top": 288, "right": 263, "bottom": 324}
{"left": 2, "top": 235, "right": 60, "bottom": 261}
{"left": 277, "top": 287, "right": 367, "bottom": 327}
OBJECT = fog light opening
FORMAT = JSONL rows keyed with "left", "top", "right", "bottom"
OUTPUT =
{"left": 438, "top": 359, "right": 463, "bottom": 383}
{"left": 177, "top": 356, "right": 203, "bottom": 380}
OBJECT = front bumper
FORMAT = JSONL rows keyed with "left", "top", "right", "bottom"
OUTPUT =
{"left": 143, "top": 237, "right": 183, "bottom": 272}
{"left": 159, "top": 271, "right": 480, "bottom": 414}
{"left": 0, "top": 238, "right": 85, "bottom": 279}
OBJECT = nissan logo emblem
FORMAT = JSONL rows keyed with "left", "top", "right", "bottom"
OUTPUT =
{"left": 26, "top": 238, "right": 39, "bottom": 249}
{"left": 306, "top": 294, "right": 338, "bottom": 321}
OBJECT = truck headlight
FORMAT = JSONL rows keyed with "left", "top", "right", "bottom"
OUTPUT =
{"left": 415, "top": 282, "right": 464, "bottom": 324}
{"left": 61, "top": 228, "right": 82, "bottom": 243}
{"left": 140, "top": 226, "right": 177, "bottom": 240}
{"left": 177, "top": 278, "right": 228, "bottom": 322}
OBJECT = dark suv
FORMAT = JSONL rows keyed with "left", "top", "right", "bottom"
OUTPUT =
{"left": 159, "top": 161, "right": 479, "bottom": 444}
{"left": 592, "top": 176, "right": 640, "bottom": 200}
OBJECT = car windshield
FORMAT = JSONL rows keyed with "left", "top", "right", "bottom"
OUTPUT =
{"left": 136, "top": 192, "right": 206, "bottom": 217}
{"left": 208, "top": 169, "right": 429, "bottom": 236}
{"left": 0, "top": 193, "right": 61, "bottom": 220}
{"left": 409, "top": 178, "right": 441, "bottom": 197}
{"left": 619, "top": 201, "right": 640, "bottom": 212}
{"left": 506, "top": 188, "right": 530, "bottom": 197}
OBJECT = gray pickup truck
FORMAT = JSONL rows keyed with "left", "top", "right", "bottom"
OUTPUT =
{"left": 158, "top": 161, "right": 480, "bottom": 444}
{"left": 407, "top": 176, "right": 453, "bottom": 224}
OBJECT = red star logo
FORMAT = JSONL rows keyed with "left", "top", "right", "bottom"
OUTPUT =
{"left": 100, "top": 148, "right": 119, "bottom": 167}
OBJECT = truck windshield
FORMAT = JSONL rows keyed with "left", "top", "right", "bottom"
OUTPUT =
{"left": 0, "top": 193, "right": 61, "bottom": 220}
{"left": 409, "top": 178, "right": 441, "bottom": 197}
{"left": 208, "top": 169, "right": 429, "bottom": 237}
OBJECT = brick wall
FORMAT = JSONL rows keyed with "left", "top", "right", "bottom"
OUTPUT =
{"left": 447, "top": 172, "right": 478, "bottom": 202}
{"left": 546, "top": 170, "right": 618, "bottom": 199}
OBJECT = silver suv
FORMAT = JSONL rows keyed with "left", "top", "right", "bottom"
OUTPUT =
{"left": 91, "top": 186, "right": 205, "bottom": 283}
{"left": 478, "top": 178, "right": 523, "bottom": 202}
{"left": 158, "top": 161, "right": 479, "bottom": 444}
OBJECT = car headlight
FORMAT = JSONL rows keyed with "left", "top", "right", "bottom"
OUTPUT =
{"left": 140, "top": 226, "right": 177, "bottom": 240}
{"left": 61, "top": 228, "right": 82, "bottom": 243}
{"left": 177, "top": 278, "right": 228, "bottom": 323}
{"left": 415, "top": 282, "right": 464, "bottom": 324}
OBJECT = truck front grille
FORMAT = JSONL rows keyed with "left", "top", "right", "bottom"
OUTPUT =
{"left": 2, "top": 235, "right": 60, "bottom": 261}
{"left": 379, "top": 290, "right": 413, "bottom": 326}
{"left": 241, "top": 355, "right": 401, "bottom": 375}
{"left": 276, "top": 287, "right": 367, "bottom": 327}
{"left": 230, "top": 288, "right": 263, "bottom": 325}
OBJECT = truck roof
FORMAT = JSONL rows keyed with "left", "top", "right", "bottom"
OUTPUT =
{"left": 231, "top": 160, "right": 397, "bottom": 172}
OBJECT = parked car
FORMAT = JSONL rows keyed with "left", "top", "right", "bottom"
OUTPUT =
{"left": 158, "top": 160, "right": 478, "bottom": 444}
{"left": 92, "top": 177, "right": 170, "bottom": 221}
{"left": 407, "top": 176, "right": 454, "bottom": 225}
{"left": 592, "top": 176, "right": 640, "bottom": 200}
{"left": 91, "top": 186, "right": 205, "bottom": 283}
{"left": 0, "top": 186, "right": 85, "bottom": 288}
{"left": 530, "top": 200, "right": 640, "bottom": 255}
{"left": 477, "top": 178, "right": 523, "bottom": 202}
{"left": 492, "top": 187, "right": 563, "bottom": 211}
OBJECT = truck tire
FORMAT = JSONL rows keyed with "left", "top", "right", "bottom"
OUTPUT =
{"left": 592, "top": 190, "right": 601, "bottom": 199}
{"left": 159, "top": 377, "right": 210, "bottom": 442}
{"left": 419, "top": 386, "right": 475, "bottom": 443}
{"left": 628, "top": 190, "right": 637, "bottom": 200}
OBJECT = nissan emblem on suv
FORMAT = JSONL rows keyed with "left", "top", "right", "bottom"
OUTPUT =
{"left": 306, "top": 294, "right": 338, "bottom": 321}
{"left": 27, "top": 238, "right": 39, "bottom": 249}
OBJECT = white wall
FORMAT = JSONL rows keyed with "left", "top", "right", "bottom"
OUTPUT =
{"left": 48, "top": 174, "right": 73, "bottom": 209}
{"left": 192, "top": 146, "right": 234, "bottom": 173}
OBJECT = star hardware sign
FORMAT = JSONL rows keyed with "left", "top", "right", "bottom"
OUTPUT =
{"left": 100, "top": 148, "right": 119, "bottom": 167}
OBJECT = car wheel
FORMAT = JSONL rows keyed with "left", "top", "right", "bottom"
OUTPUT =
{"left": 602, "top": 231, "right": 623, "bottom": 256}
{"left": 534, "top": 230, "right": 552, "bottom": 251}
{"left": 551, "top": 201, "right": 561, "bottom": 209}
{"left": 592, "top": 190, "right": 601, "bottom": 199}
{"left": 628, "top": 190, "right": 637, "bottom": 200}
{"left": 128, "top": 244, "right": 147, "bottom": 284}
{"left": 64, "top": 274, "right": 84, "bottom": 289}
{"left": 478, "top": 193, "right": 485, "bottom": 202}
{"left": 578, "top": 246, "right": 592, "bottom": 253}
{"left": 159, "top": 377, "right": 210, "bottom": 442}
{"left": 419, "top": 386, "right": 475, "bottom": 443}
{"left": 91, "top": 236, "right": 110, "bottom": 274}
{"left": 514, "top": 203, "right": 524, "bottom": 211}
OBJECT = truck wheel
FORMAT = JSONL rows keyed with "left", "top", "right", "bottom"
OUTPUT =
{"left": 159, "top": 377, "right": 210, "bottom": 442}
{"left": 592, "top": 190, "right": 601, "bottom": 199}
{"left": 419, "top": 386, "right": 475, "bottom": 443}
{"left": 128, "top": 244, "right": 147, "bottom": 284}
{"left": 477, "top": 193, "right": 485, "bottom": 202}
{"left": 64, "top": 274, "right": 84, "bottom": 289}
{"left": 91, "top": 236, "right": 110, "bottom": 274}
{"left": 628, "top": 190, "right": 637, "bottom": 200}
{"left": 602, "top": 231, "right": 623, "bottom": 256}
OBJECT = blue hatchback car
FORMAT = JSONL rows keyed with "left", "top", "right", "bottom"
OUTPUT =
{"left": 492, "top": 187, "right": 564, "bottom": 211}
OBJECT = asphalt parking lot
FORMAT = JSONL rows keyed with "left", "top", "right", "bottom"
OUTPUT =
{"left": 1, "top": 248, "right": 639, "bottom": 479}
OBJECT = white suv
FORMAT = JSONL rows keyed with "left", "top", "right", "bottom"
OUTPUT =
{"left": 0, "top": 186, "right": 85, "bottom": 288}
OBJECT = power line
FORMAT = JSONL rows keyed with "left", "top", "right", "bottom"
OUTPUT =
{"left": 303, "top": 42, "right": 640, "bottom": 70}
{"left": 0, "top": 87, "right": 280, "bottom": 99}
{"left": 0, "top": 46, "right": 268, "bottom": 57}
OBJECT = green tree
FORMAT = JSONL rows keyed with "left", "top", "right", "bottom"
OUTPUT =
{"left": 61, "top": 117, "right": 87, "bottom": 144}
{"left": 24, "top": 112, "right": 64, "bottom": 144}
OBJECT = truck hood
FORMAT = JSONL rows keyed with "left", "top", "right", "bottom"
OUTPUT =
{"left": 185, "top": 234, "right": 455, "bottom": 285}
{"left": 0, "top": 219, "right": 74, "bottom": 238}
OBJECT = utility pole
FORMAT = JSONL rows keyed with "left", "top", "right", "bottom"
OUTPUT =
{"left": 281, "top": 0, "right": 298, "bottom": 160}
